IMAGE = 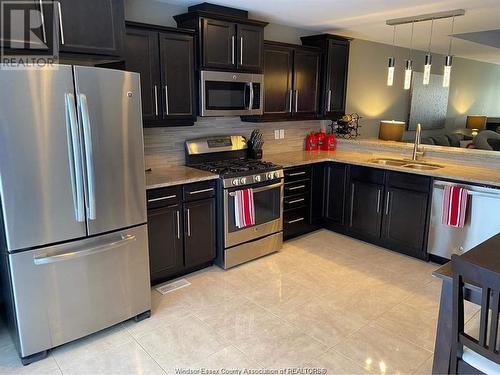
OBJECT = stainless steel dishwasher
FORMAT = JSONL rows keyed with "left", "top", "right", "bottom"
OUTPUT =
{"left": 428, "top": 180, "right": 500, "bottom": 259}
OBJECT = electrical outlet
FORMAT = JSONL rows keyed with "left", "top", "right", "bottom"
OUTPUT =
{"left": 279, "top": 129, "right": 285, "bottom": 139}
{"left": 274, "top": 130, "right": 280, "bottom": 140}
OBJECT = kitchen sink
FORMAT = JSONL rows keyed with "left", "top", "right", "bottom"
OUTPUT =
{"left": 367, "top": 158, "right": 444, "bottom": 170}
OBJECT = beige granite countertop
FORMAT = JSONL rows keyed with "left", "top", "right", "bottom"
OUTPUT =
{"left": 146, "top": 165, "right": 218, "bottom": 189}
{"left": 265, "top": 150, "right": 500, "bottom": 188}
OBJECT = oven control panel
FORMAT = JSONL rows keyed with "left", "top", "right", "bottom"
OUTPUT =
{"left": 224, "top": 170, "right": 284, "bottom": 188}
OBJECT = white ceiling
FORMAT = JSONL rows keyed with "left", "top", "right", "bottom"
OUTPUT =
{"left": 163, "top": 0, "right": 500, "bottom": 64}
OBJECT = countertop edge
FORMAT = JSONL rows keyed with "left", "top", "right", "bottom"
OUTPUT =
{"left": 146, "top": 174, "right": 219, "bottom": 190}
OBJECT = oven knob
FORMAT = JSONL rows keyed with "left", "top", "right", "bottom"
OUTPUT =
{"left": 255, "top": 175, "right": 261, "bottom": 182}
{"left": 267, "top": 172, "right": 273, "bottom": 180}
{"left": 274, "top": 171, "right": 280, "bottom": 179}
{"left": 239, "top": 177, "right": 247, "bottom": 185}
{"left": 232, "top": 179, "right": 240, "bottom": 186}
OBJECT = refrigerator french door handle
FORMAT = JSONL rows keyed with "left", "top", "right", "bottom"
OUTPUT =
{"left": 77, "top": 93, "right": 96, "bottom": 220}
{"left": 33, "top": 234, "right": 136, "bottom": 265}
{"left": 65, "top": 93, "right": 85, "bottom": 222}
{"left": 56, "top": 1, "right": 65, "bottom": 45}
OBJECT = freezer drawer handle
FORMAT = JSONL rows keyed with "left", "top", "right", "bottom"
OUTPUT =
{"left": 56, "top": 1, "right": 65, "bottom": 44}
{"left": 78, "top": 93, "right": 96, "bottom": 220}
{"left": 65, "top": 93, "right": 85, "bottom": 222}
{"left": 33, "top": 234, "right": 136, "bottom": 265}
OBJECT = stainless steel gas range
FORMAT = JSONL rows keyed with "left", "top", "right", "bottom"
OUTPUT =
{"left": 186, "top": 136, "right": 283, "bottom": 269}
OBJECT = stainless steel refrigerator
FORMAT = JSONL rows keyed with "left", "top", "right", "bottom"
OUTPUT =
{"left": 0, "top": 65, "right": 151, "bottom": 365}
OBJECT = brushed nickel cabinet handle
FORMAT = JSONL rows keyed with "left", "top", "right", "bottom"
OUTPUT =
{"left": 188, "top": 188, "right": 213, "bottom": 195}
{"left": 385, "top": 191, "right": 391, "bottom": 215}
{"left": 327, "top": 89, "right": 332, "bottom": 112}
{"left": 349, "top": 183, "right": 355, "bottom": 227}
{"left": 147, "top": 195, "right": 176, "bottom": 203}
{"left": 231, "top": 35, "right": 235, "bottom": 65}
{"left": 289, "top": 90, "right": 293, "bottom": 113}
{"left": 186, "top": 208, "right": 191, "bottom": 237}
{"left": 56, "top": 1, "right": 65, "bottom": 45}
{"left": 286, "top": 217, "right": 305, "bottom": 224}
{"left": 287, "top": 171, "right": 306, "bottom": 177}
{"left": 295, "top": 90, "right": 298, "bottom": 112}
{"left": 154, "top": 85, "right": 158, "bottom": 116}
{"left": 376, "top": 190, "right": 381, "bottom": 213}
{"left": 38, "top": 0, "right": 47, "bottom": 43}
{"left": 240, "top": 36, "right": 243, "bottom": 65}
{"left": 287, "top": 185, "right": 305, "bottom": 191}
{"left": 288, "top": 198, "right": 305, "bottom": 204}
{"left": 176, "top": 210, "right": 180, "bottom": 239}
{"left": 164, "top": 85, "right": 169, "bottom": 115}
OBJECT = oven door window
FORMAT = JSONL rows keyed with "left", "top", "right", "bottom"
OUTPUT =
{"left": 227, "top": 184, "right": 281, "bottom": 233}
{"left": 205, "top": 81, "right": 250, "bottom": 111}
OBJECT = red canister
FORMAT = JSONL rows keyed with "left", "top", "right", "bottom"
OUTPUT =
{"left": 316, "top": 130, "right": 326, "bottom": 149}
{"left": 305, "top": 132, "right": 318, "bottom": 151}
{"left": 321, "top": 133, "right": 337, "bottom": 151}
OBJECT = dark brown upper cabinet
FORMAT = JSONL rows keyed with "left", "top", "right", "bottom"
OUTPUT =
{"left": 0, "top": 0, "right": 124, "bottom": 58}
{"left": 301, "top": 34, "right": 350, "bottom": 119}
{"left": 56, "top": 0, "right": 124, "bottom": 56}
{"left": 242, "top": 41, "right": 320, "bottom": 122}
{"left": 174, "top": 10, "right": 267, "bottom": 73}
{"left": 124, "top": 22, "right": 196, "bottom": 127}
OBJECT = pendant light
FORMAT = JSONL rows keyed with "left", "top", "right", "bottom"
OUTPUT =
{"left": 386, "top": 26, "right": 396, "bottom": 86}
{"left": 404, "top": 22, "right": 414, "bottom": 90}
{"left": 423, "top": 19, "right": 434, "bottom": 85}
{"left": 443, "top": 16, "right": 455, "bottom": 87}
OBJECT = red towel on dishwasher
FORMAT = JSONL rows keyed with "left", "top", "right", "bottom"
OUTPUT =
{"left": 234, "top": 189, "right": 255, "bottom": 228}
{"left": 442, "top": 185, "right": 468, "bottom": 228}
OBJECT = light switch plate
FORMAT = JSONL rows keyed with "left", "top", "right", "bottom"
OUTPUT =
{"left": 274, "top": 130, "right": 280, "bottom": 140}
{"left": 279, "top": 129, "right": 285, "bottom": 139}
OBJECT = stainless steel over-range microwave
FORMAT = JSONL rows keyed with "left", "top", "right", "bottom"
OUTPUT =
{"left": 200, "top": 70, "right": 263, "bottom": 116}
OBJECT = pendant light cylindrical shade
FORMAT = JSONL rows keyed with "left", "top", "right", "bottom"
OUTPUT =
{"left": 387, "top": 57, "right": 395, "bottom": 86}
{"left": 423, "top": 53, "right": 432, "bottom": 85}
{"left": 404, "top": 59, "right": 413, "bottom": 90}
{"left": 443, "top": 55, "right": 453, "bottom": 87}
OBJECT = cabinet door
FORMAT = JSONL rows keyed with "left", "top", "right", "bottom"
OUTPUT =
{"left": 147, "top": 205, "right": 184, "bottom": 284}
{"left": 159, "top": 32, "right": 195, "bottom": 119}
{"left": 324, "top": 163, "right": 347, "bottom": 225}
{"left": 382, "top": 188, "right": 429, "bottom": 258}
{"left": 57, "top": 0, "right": 124, "bottom": 56}
{"left": 202, "top": 18, "right": 235, "bottom": 69}
{"left": 263, "top": 44, "right": 293, "bottom": 117}
{"left": 124, "top": 27, "right": 160, "bottom": 121}
{"left": 237, "top": 24, "right": 263, "bottom": 71}
{"left": 348, "top": 181, "right": 383, "bottom": 241}
{"left": 325, "top": 40, "right": 349, "bottom": 116}
{"left": 0, "top": 0, "right": 48, "bottom": 50}
{"left": 184, "top": 199, "right": 216, "bottom": 269}
{"left": 293, "top": 49, "right": 320, "bottom": 115}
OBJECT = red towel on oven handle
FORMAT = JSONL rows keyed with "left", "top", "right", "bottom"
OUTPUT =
{"left": 235, "top": 189, "right": 255, "bottom": 228}
{"left": 442, "top": 185, "right": 468, "bottom": 228}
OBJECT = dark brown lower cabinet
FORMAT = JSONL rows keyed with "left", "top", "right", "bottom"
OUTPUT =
{"left": 146, "top": 181, "right": 216, "bottom": 284}
{"left": 382, "top": 187, "right": 429, "bottom": 258}
{"left": 290, "top": 163, "right": 431, "bottom": 261}
{"left": 184, "top": 199, "right": 216, "bottom": 268}
{"left": 147, "top": 205, "right": 184, "bottom": 284}
{"left": 347, "top": 180, "right": 384, "bottom": 242}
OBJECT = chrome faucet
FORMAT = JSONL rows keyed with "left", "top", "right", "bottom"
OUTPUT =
{"left": 412, "top": 123, "right": 424, "bottom": 161}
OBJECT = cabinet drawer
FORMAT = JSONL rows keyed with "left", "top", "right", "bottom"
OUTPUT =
{"left": 284, "top": 180, "right": 310, "bottom": 196}
{"left": 147, "top": 186, "right": 182, "bottom": 209}
{"left": 284, "top": 166, "right": 311, "bottom": 182}
{"left": 284, "top": 194, "right": 310, "bottom": 210}
{"left": 386, "top": 171, "right": 431, "bottom": 193}
{"left": 183, "top": 181, "right": 216, "bottom": 202}
{"left": 350, "top": 165, "right": 385, "bottom": 185}
{"left": 283, "top": 206, "right": 313, "bottom": 239}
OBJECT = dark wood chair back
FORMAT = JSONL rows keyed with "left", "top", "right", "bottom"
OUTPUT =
{"left": 451, "top": 254, "right": 500, "bottom": 374}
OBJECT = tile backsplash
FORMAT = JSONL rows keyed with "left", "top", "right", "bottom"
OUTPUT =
{"left": 144, "top": 117, "right": 326, "bottom": 167}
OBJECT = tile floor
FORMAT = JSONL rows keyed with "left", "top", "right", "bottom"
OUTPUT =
{"left": 0, "top": 230, "right": 481, "bottom": 374}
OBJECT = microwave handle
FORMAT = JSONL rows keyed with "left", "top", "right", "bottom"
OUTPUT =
{"left": 249, "top": 83, "right": 254, "bottom": 110}
{"left": 244, "top": 83, "right": 250, "bottom": 110}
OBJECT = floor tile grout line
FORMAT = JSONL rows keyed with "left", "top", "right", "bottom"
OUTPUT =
{"left": 130, "top": 333, "right": 170, "bottom": 375}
